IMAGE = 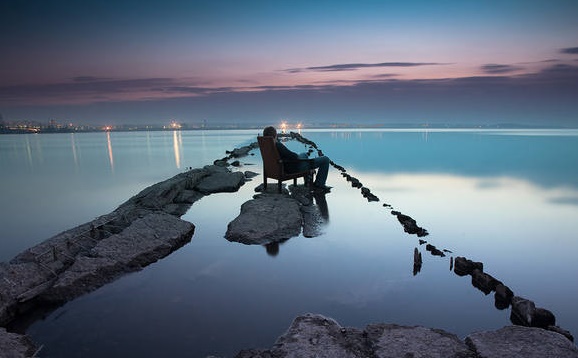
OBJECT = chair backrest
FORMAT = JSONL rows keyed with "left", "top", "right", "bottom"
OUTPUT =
{"left": 257, "top": 136, "right": 283, "bottom": 179}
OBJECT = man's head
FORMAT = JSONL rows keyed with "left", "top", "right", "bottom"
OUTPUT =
{"left": 263, "top": 126, "right": 277, "bottom": 138}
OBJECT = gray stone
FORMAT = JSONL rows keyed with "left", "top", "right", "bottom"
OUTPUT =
{"left": 174, "top": 189, "right": 204, "bottom": 204}
{"left": 471, "top": 269, "right": 500, "bottom": 295}
{"left": 237, "top": 314, "right": 578, "bottom": 358}
{"left": 236, "top": 313, "right": 475, "bottom": 358}
{"left": 120, "top": 169, "right": 207, "bottom": 211}
{"left": 0, "top": 327, "right": 38, "bottom": 358}
{"left": 225, "top": 194, "right": 302, "bottom": 245}
{"left": 494, "top": 283, "right": 514, "bottom": 309}
{"left": 244, "top": 171, "right": 259, "bottom": 179}
{"left": 510, "top": 296, "right": 536, "bottom": 326}
{"left": 466, "top": 325, "right": 578, "bottom": 358}
{"left": 195, "top": 166, "right": 246, "bottom": 194}
{"left": 42, "top": 213, "right": 194, "bottom": 302}
{"left": 367, "top": 323, "right": 475, "bottom": 358}
{"left": 547, "top": 326, "right": 575, "bottom": 342}
{"left": 454, "top": 256, "right": 483, "bottom": 276}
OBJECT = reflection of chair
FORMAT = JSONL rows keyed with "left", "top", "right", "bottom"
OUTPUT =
{"left": 258, "top": 136, "right": 313, "bottom": 193}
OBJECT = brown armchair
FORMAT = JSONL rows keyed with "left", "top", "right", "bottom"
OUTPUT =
{"left": 257, "top": 136, "right": 314, "bottom": 193}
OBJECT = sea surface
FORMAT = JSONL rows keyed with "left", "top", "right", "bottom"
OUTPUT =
{"left": 1, "top": 128, "right": 577, "bottom": 357}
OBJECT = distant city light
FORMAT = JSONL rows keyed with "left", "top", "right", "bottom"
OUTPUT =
{"left": 279, "top": 121, "right": 304, "bottom": 133}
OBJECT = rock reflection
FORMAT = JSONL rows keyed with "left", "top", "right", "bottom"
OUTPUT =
{"left": 413, "top": 248, "right": 422, "bottom": 276}
{"left": 288, "top": 131, "right": 574, "bottom": 342}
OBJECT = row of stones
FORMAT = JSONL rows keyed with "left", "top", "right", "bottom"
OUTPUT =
{"left": 286, "top": 131, "right": 574, "bottom": 343}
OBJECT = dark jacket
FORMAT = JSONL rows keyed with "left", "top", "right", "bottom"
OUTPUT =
{"left": 275, "top": 141, "right": 301, "bottom": 173}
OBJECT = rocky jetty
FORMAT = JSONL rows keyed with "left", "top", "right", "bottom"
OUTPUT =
{"left": 236, "top": 313, "right": 578, "bottom": 358}
{"left": 0, "top": 163, "right": 250, "bottom": 356}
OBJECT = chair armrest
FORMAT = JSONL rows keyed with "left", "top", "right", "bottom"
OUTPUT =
{"left": 280, "top": 158, "right": 315, "bottom": 170}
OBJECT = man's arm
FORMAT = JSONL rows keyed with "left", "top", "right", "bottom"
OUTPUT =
{"left": 275, "top": 141, "right": 299, "bottom": 161}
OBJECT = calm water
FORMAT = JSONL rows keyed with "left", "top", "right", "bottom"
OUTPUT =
{"left": 1, "top": 129, "right": 577, "bottom": 357}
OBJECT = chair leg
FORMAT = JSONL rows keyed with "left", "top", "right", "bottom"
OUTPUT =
{"left": 293, "top": 178, "right": 297, "bottom": 186}
{"left": 263, "top": 175, "right": 268, "bottom": 190}
{"left": 277, "top": 180, "right": 282, "bottom": 193}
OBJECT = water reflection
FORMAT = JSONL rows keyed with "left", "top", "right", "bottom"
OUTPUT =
{"left": 293, "top": 131, "right": 577, "bottom": 339}
{"left": 70, "top": 133, "right": 79, "bottom": 169}
{"left": 173, "top": 130, "right": 182, "bottom": 169}
{"left": 106, "top": 131, "right": 114, "bottom": 172}
{"left": 24, "top": 135, "right": 34, "bottom": 170}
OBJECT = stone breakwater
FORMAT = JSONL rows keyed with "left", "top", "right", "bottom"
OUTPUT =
{"left": 0, "top": 159, "right": 252, "bottom": 356}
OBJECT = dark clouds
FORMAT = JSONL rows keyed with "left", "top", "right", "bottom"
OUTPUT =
{"left": 2, "top": 63, "right": 578, "bottom": 127}
{"left": 481, "top": 64, "right": 523, "bottom": 74}
{"left": 561, "top": 47, "right": 578, "bottom": 54}
{"left": 284, "top": 62, "right": 445, "bottom": 73}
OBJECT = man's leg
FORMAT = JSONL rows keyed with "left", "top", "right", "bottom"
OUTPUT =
{"left": 312, "top": 156, "right": 330, "bottom": 187}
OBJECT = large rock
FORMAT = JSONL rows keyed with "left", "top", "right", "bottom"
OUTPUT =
{"left": 119, "top": 168, "right": 208, "bottom": 213}
{"left": 226, "top": 194, "right": 302, "bottom": 245}
{"left": 466, "top": 325, "right": 578, "bottom": 358}
{"left": 367, "top": 323, "right": 475, "bottom": 358}
{"left": 41, "top": 212, "right": 194, "bottom": 302}
{"left": 454, "top": 256, "right": 483, "bottom": 276}
{"left": 195, "top": 165, "right": 246, "bottom": 194}
{"left": 236, "top": 313, "right": 475, "bottom": 358}
{"left": 237, "top": 314, "right": 578, "bottom": 358}
{"left": 0, "top": 327, "right": 38, "bottom": 358}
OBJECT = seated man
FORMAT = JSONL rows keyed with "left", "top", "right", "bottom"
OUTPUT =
{"left": 263, "top": 126, "right": 331, "bottom": 192}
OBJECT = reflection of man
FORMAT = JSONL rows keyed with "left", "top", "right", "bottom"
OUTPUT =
{"left": 313, "top": 192, "right": 330, "bottom": 223}
{"left": 265, "top": 242, "right": 280, "bottom": 256}
{"left": 263, "top": 126, "right": 331, "bottom": 192}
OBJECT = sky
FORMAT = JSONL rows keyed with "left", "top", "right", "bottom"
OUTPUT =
{"left": 1, "top": 0, "right": 578, "bottom": 127}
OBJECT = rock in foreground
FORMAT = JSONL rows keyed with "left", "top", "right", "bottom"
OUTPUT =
{"left": 466, "top": 325, "right": 578, "bottom": 358}
{"left": 225, "top": 194, "right": 302, "bottom": 245}
{"left": 0, "top": 328, "right": 38, "bottom": 358}
{"left": 236, "top": 313, "right": 578, "bottom": 358}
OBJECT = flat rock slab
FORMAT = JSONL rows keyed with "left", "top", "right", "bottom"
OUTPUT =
{"left": 367, "top": 323, "right": 475, "bottom": 358}
{"left": 0, "top": 327, "right": 38, "bottom": 358}
{"left": 42, "top": 212, "right": 194, "bottom": 302}
{"left": 195, "top": 166, "right": 246, "bottom": 194}
{"left": 226, "top": 194, "right": 302, "bottom": 245}
{"left": 466, "top": 325, "right": 578, "bottom": 358}
{"left": 237, "top": 313, "right": 474, "bottom": 358}
{"left": 237, "top": 314, "right": 578, "bottom": 358}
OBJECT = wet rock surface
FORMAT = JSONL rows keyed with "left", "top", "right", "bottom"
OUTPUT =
{"left": 41, "top": 212, "right": 194, "bottom": 303}
{"left": 226, "top": 184, "right": 329, "bottom": 245}
{"left": 225, "top": 193, "right": 303, "bottom": 245}
{"left": 235, "top": 313, "right": 578, "bottom": 358}
{"left": 466, "top": 325, "right": 578, "bottom": 358}
{"left": 1, "top": 161, "right": 252, "bottom": 356}
{"left": 0, "top": 327, "right": 38, "bottom": 358}
{"left": 195, "top": 166, "right": 246, "bottom": 194}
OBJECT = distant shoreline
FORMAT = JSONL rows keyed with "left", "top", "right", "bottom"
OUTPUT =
{"left": 1, "top": 123, "right": 575, "bottom": 135}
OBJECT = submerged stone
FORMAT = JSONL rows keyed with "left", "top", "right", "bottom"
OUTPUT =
{"left": 225, "top": 194, "right": 302, "bottom": 245}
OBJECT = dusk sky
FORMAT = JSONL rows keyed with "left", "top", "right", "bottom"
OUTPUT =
{"left": 1, "top": 0, "right": 578, "bottom": 127}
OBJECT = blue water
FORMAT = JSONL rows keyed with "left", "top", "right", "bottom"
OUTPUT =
{"left": 1, "top": 129, "right": 577, "bottom": 357}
